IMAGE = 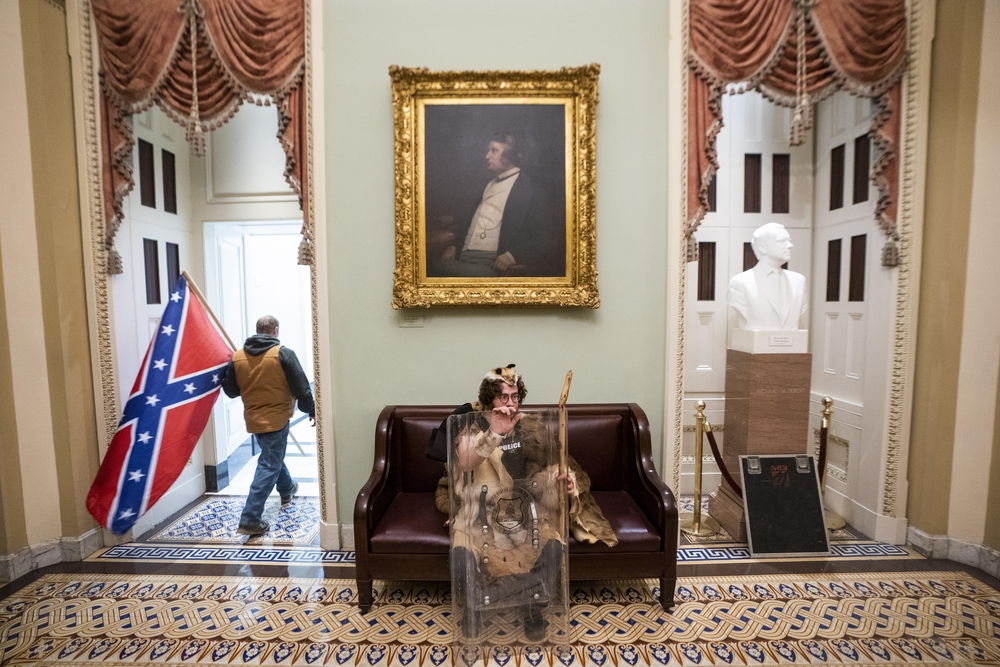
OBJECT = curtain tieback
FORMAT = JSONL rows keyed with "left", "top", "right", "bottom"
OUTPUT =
{"left": 790, "top": 0, "right": 816, "bottom": 146}
{"left": 181, "top": 0, "right": 206, "bottom": 157}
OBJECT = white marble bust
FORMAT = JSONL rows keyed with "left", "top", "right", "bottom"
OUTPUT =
{"left": 727, "top": 223, "right": 808, "bottom": 333}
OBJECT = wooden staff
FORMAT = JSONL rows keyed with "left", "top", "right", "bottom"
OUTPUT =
{"left": 558, "top": 371, "right": 572, "bottom": 536}
{"left": 181, "top": 270, "right": 237, "bottom": 352}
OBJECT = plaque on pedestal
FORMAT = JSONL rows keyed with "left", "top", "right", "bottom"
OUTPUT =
{"left": 731, "top": 328, "right": 808, "bottom": 354}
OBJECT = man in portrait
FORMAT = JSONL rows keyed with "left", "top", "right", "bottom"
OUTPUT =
{"left": 428, "top": 130, "right": 563, "bottom": 278}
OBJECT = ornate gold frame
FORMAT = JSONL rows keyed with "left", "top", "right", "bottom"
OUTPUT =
{"left": 390, "top": 65, "right": 600, "bottom": 308}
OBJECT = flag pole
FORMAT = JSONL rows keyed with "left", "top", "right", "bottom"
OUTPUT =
{"left": 181, "top": 270, "right": 237, "bottom": 351}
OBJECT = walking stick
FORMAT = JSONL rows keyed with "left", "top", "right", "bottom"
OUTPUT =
{"left": 558, "top": 371, "right": 572, "bottom": 535}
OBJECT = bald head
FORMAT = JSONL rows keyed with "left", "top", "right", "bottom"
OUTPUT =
{"left": 256, "top": 315, "right": 279, "bottom": 335}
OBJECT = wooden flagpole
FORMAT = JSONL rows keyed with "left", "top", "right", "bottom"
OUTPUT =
{"left": 181, "top": 270, "right": 237, "bottom": 352}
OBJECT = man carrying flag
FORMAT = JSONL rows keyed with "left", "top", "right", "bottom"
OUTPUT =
{"left": 87, "top": 275, "right": 233, "bottom": 535}
{"left": 222, "top": 315, "right": 315, "bottom": 536}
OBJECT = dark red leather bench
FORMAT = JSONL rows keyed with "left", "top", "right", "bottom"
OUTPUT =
{"left": 354, "top": 403, "right": 678, "bottom": 612}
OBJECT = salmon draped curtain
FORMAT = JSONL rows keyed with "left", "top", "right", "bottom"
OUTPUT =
{"left": 92, "top": 0, "right": 309, "bottom": 273}
{"left": 687, "top": 0, "right": 907, "bottom": 266}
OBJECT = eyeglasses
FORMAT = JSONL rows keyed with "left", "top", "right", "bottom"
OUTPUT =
{"left": 497, "top": 393, "right": 519, "bottom": 404}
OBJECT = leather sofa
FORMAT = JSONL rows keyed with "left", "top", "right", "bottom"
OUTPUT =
{"left": 354, "top": 403, "right": 679, "bottom": 612}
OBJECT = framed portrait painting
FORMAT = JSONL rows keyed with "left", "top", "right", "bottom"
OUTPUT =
{"left": 390, "top": 65, "right": 600, "bottom": 308}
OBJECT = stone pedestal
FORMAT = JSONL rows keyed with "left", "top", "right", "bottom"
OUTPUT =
{"left": 707, "top": 348, "right": 812, "bottom": 539}
{"left": 708, "top": 483, "right": 747, "bottom": 542}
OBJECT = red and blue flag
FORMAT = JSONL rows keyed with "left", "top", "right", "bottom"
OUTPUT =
{"left": 87, "top": 275, "right": 232, "bottom": 534}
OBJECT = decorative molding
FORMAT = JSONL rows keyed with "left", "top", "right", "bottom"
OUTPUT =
{"left": 906, "top": 526, "right": 1000, "bottom": 579}
{"left": 671, "top": 0, "right": 690, "bottom": 495}
{"left": 680, "top": 456, "right": 716, "bottom": 464}
{"left": 812, "top": 428, "right": 849, "bottom": 484}
{"left": 0, "top": 528, "right": 103, "bottom": 583}
{"left": 73, "top": 0, "right": 118, "bottom": 444}
{"left": 882, "top": 0, "right": 928, "bottom": 518}
{"left": 304, "top": 0, "right": 337, "bottom": 534}
{"left": 683, "top": 424, "right": 724, "bottom": 432}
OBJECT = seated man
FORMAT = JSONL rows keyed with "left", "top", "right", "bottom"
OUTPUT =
{"left": 427, "top": 365, "right": 618, "bottom": 548}
{"left": 429, "top": 365, "right": 616, "bottom": 640}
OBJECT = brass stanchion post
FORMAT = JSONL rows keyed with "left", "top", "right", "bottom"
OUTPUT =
{"left": 681, "top": 400, "right": 720, "bottom": 537}
{"left": 820, "top": 396, "right": 846, "bottom": 530}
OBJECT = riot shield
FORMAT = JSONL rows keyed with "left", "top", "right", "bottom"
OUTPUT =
{"left": 447, "top": 408, "right": 570, "bottom": 649}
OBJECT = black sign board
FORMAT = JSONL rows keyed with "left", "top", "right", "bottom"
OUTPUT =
{"left": 740, "top": 455, "right": 830, "bottom": 557}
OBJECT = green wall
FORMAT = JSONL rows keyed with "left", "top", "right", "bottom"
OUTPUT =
{"left": 324, "top": 0, "right": 671, "bottom": 515}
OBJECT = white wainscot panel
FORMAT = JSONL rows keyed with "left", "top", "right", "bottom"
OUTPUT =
{"left": 744, "top": 92, "right": 762, "bottom": 142}
{"left": 773, "top": 104, "right": 790, "bottom": 143}
{"left": 824, "top": 312, "right": 839, "bottom": 374}
{"left": 846, "top": 313, "right": 865, "bottom": 380}
{"left": 225, "top": 399, "right": 246, "bottom": 455}
{"left": 694, "top": 311, "right": 715, "bottom": 372}
{"left": 206, "top": 103, "right": 297, "bottom": 203}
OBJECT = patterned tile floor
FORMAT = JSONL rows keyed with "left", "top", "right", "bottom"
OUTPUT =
{"left": 148, "top": 496, "right": 321, "bottom": 545}
{"left": 1, "top": 571, "right": 998, "bottom": 665}
{"left": 87, "top": 495, "right": 915, "bottom": 567}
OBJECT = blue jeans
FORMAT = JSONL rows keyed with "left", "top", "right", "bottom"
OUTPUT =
{"left": 240, "top": 423, "right": 294, "bottom": 525}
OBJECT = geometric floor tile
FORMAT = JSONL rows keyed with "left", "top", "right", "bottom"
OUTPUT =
{"left": 674, "top": 495, "right": 919, "bottom": 563}
{"left": 146, "top": 495, "right": 320, "bottom": 545}
{"left": 88, "top": 542, "right": 355, "bottom": 565}
{"left": 1, "top": 571, "right": 998, "bottom": 665}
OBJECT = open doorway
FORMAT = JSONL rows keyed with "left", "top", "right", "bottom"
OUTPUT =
{"left": 201, "top": 221, "right": 318, "bottom": 539}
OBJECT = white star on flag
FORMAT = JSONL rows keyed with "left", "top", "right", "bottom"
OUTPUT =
{"left": 128, "top": 470, "right": 145, "bottom": 482}
{"left": 145, "top": 395, "right": 160, "bottom": 406}
{"left": 136, "top": 432, "right": 152, "bottom": 444}
{"left": 118, "top": 508, "right": 136, "bottom": 520}
{"left": 153, "top": 359, "right": 167, "bottom": 371}
{"left": 212, "top": 374, "right": 219, "bottom": 384}
{"left": 184, "top": 383, "right": 196, "bottom": 394}
{"left": 161, "top": 324, "right": 175, "bottom": 336}
{"left": 170, "top": 292, "right": 182, "bottom": 302}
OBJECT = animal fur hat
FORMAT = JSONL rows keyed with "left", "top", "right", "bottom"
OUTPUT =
{"left": 484, "top": 364, "right": 519, "bottom": 387}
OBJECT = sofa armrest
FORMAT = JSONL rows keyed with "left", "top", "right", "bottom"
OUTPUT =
{"left": 354, "top": 405, "right": 398, "bottom": 557}
{"left": 624, "top": 404, "right": 679, "bottom": 550}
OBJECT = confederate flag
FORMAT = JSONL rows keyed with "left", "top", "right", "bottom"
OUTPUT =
{"left": 87, "top": 275, "right": 232, "bottom": 534}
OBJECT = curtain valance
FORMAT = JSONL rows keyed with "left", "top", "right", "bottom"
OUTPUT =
{"left": 687, "top": 0, "right": 907, "bottom": 266}
{"left": 92, "top": 0, "right": 309, "bottom": 273}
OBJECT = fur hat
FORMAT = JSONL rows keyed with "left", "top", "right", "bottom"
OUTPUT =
{"left": 484, "top": 364, "right": 519, "bottom": 387}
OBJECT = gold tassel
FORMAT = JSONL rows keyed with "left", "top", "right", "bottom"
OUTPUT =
{"left": 789, "top": 0, "right": 815, "bottom": 146}
{"left": 182, "top": 1, "right": 206, "bottom": 157}
{"left": 881, "top": 238, "right": 899, "bottom": 267}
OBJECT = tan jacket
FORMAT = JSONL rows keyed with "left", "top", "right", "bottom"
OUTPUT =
{"left": 231, "top": 346, "right": 294, "bottom": 433}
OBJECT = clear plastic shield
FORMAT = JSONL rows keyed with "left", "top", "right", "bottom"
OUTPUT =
{"left": 447, "top": 408, "right": 570, "bottom": 650}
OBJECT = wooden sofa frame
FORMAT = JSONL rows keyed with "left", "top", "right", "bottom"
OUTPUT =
{"left": 354, "top": 403, "right": 678, "bottom": 612}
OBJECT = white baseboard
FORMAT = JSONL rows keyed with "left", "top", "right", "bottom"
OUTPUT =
{"left": 319, "top": 519, "right": 341, "bottom": 550}
{"left": 907, "top": 526, "right": 1000, "bottom": 578}
{"left": 0, "top": 527, "right": 104, "bottom": 583}
{"left": 341, "top": 524, "right": 355, "bottom": 550}
{"left": 823, "top": 487, "right": 908, "bottom": 544}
